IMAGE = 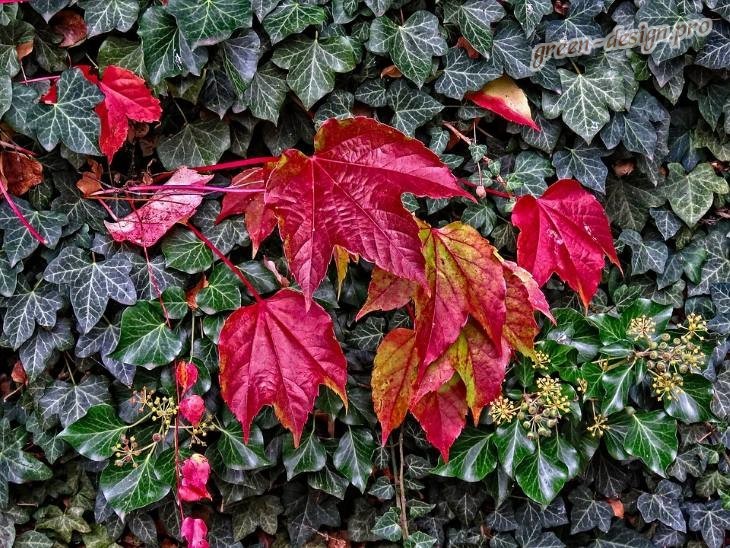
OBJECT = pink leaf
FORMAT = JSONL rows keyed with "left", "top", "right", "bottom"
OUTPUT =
{"left": 178, "top": 454, "right": 211, "bottom": 502}
{"left": 104, "top": 167, "right": 213, "bottom": 248}
{"left": 179, "top": 395, "right": 205, "bottom": 426}
{"left": 181, "top": 517, "right": 209, "bottom": 548}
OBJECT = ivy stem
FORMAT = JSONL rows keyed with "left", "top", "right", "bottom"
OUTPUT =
{"left": 185, "top": 222, "right": 263, "bottom": 303}
{"left": 398, "top": 429, "right": 409, "bottom": 539}
{"left": 459, "top": 178, "right": 512, "bottom": 199}
{"left": 0, "top": 178, "right": 47, "bottom": 244}
{"left": 443, "top": 121, "right": 512, "bottom": 191}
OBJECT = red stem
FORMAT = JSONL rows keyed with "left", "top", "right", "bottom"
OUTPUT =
{"left": 185, "top": 223, "right": 263, "bottom": 303}
{"left": 459, "top": 178, "right": 512, "bottom": 199}
{"left": 18, "top": 74, "right": 60, "bottom": 84}
{"left": 0, "top": 140, "right": 36, "bottom": 156}
{"left": 173, "top": 376, "right": 185, "bottom": 526}
{"left": 152, "top": 156, "right": 279, "bottom": 183}
{"left": 91, "top": 184, "right": 263, "bottom": 197}
{"left": 0, "top": 179, "right": 47, "bottom": 244}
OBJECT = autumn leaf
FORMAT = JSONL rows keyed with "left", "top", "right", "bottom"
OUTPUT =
{"left": 511, "top": 179, "right": 619, "bottom": 308}
{"left": 218, "top": 289, "right": 347, "bottom": 445}
{"left": 176, "top": 361, "right": 199, "bottom": 394}
{"left": 410, "top": 373, "right": 467, "bottom": 461}
{"left": 467, "top": 75, "right": 539, "bottom": 130}
{"left": 182, "top": 517, "right": 209, "bottom": 548}
{"left": 216, "top": 167, "right": 276, "bottom": 256}
{"left": 50, "top": 10, "right": 88, "bottom": 47}
{"left": 178, "top": 454, "right": 211, "bottom": 502}
{"left": 356, "top": 267, "right": 417, "bottom": 321}
{"left": 371, "top": 328, "right": 419, "bottom": 444}
{"left": 265, "top": 116, "right": 473, "bottom": 307}
{"left": 0, "top": 151, "right": 43, "bottom": 196}
{"left": 86, "top": 65, "right": 162, "bottom": 160}
{"left": 105, "top": 167, "right": 213, "bottom": 248}
{"left": 414, "top": 221, "right": 506, "bottom": 367}
{"left": 179, "top": 395, "right": 205, "bottom": 425}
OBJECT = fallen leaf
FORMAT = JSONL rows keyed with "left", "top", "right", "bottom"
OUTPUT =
{"left": 0, "top": 151, "right": 43, "bottom": 195}
{"left": 11, "top": 360, "right": 27, "bottom": 385}
{"left": 265, "top": 117, "right": 472, "bottom": 307}
{"left": 104, "top": 166, "right": 213, "bottom": 248}
{"left": 380, "top": 64, "right": 402, "bottom": 78}
{"left": 467, "top": 75, "right": 539, "bottom": 130}
{"left": 219, "top": 289, "right": 347, "bottom": 445}
{"left": 511, "top": 178, "right": 619, "bottom": 308}
{"left": 456, "top": 36, "right": 481, "bottom": 59}
{"left": 75, "top": 159, "right": 103, "bottom": 196}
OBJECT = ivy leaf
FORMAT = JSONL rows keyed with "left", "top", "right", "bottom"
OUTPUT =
{"left": 435, "top": 48, "right": 500, "bottom": 100}
{"left": 265, "top": 117, "right": 471, "bottom": 305}
{"left": 262, "top": 0, "right": 327, "bottom": 45}
{"left": 58, "top": 404, "right": 128, "bottom": 461}
{"left": 0, "top": 419, "right": 52, "bottom": 507}
{"left": 664, "top": 374, "right": 713, "bottom": 423}
{"left": 686, "top": 500, "right": 730, "bottom": 548}
{"left": 545, "top": 0, "right": 602, "bottom": 43}
{"left": 443, "top": 0, "right": 504, "bottom": 57}
{"left": 283, "top": 429, "right": 327, "bottom": 479}
{"left": 552, "top": 144, "right": 608, "bottom": 194}
{"left": 493, "top": 420, "right": 534, "bottom": 476}
{"left": 333, "top": 427, "right": 376, "bottom": 493}
{"left": 0, "top": 252, "right": 20, "bottom": 297}
{"left": 157, "top": 120, "right": 230, "bottom": 170}
{"left": 221, "top": 31, "right": 260, "bottom": 97}
{"left": 432, "top": 428, "right": 496, "bottom": 482}
{"left": 387, "top": 80, "right": 443, "bottom": 135}
{"left": 553, "top": 67, "right": 624, "bottom": 142}
{"left": 618, "top": 229, "right": 668, "bottom": 275}
{"left": 1, "top": 281, "right": 63, "bottom": 350}
{"left": 138, "top": 6, "right": 207, "bottom": 85}
{"left": 110, "top": 300, "right": 183, "bottom": 367}
{"left": 219, "top": 289, "right": 347, "bottom": 445}
{"left": 215, "top": 418, "right": 272, "bottom": 471}
{"left": 77, "top": 0, "right": 139, "bottom": 36}
{"left": 196, "top": 263, "right": 241, "bottom": 313}
{"left": 696, "top": 21, "right": 730, "bottom": 70}
{"left": 514, "top": 438, "right": 568, "bottom": 505}
{"left": 34, "top": 506, "right": 90, "bottom": 543}
{"left": 367, "top": 11, "right": 447, "bottom": 87}
{"left": 231, "top": 496, "right": 283, "bottom": 539}
{"left": 272, "top": 35, "right": 359, "bottom": 109}
{"left": 19, "top": 318, "right": 73, "bottom": 381}
{"left": 568, "top": 486, "right": 612, "bottom": 534}
{"left": 663, "top": 162, "right": 729, "bottom": 227}
{"left": 513, "top": 0, "right": 551, "bottom": 36}
{"left": 0, "top": 199, "right": 66, "bottom": 267}
{"left": 636, "top": 480, "right": 685, "bottom": 532}
{"left": 373, "top": 506, "right": 402, "bottom": 541}
{"left": 605, "top": 176, "right": 666, "bottom": 232}
{"left": 100, "top": 451, "right": 172, "bottom": 513}
{"left": 624, "top": 410, "right": 677, "bottom": 477}
{"left": 167, "top": 0, "right": 251, "bottom": 47}
{"left": 38, "top": 376, "right": 109, "bottom": 428}
{"left": 512, "top": 179, "right": 620, "bottom": 307}
{"left": 241, "top": 61, "right": 287, "bottom": 124}
{"left": 491, "top": 21, "right": 534, "bottom": 79}
{"left": 44, "top": 247, "right": 136, "bottom": 333}
{"left": 31, "top": 68, "right": 104, "bottom": 154}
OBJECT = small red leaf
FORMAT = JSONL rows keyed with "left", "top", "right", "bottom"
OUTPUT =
{"left": 467, "top": 75, "right": 539, "bottom": 131}
{"left": 178, "top": 454, "right": 211, "bottom": 502}
{"left": 217, "top": 167, "right": 276, "bottom": 256}
{"left": 511, "top": 179, "right": 619, "bottom": 308}
{"left": 265, "top": 117, "right": 473, "bottom": 307}
{"left": 356, "top": 267, "right": 417, "bottom": 321}
{"left": 179, "top": 395, "right": 205, "bottom": 426}
{"left": 104, "top": 167, "right": 213, "bottom": 248}
{"left": 181, "top": 517, "right": 209, "bottom": 548}
{"left": 0, "top": 151, "right": 43, "bottom": 196}
{"left": 219, "top": 289, "right": 347, "bottom": 445}
{"left": 176, "top": 361, "right": 199, "bottom": 394}
{"left": 50, "top": 10, "right": 87, "bottom": 48}
{"left": 410, "top": 374, "right": 467, "bottom": 461}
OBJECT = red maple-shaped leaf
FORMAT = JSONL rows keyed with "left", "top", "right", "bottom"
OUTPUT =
{"left": 511, "top": 179, "right": 619, "bottom": 308}
{"left": 467, "top": 75, "right": 539, "bottom": 130}
{"left": 218, "top": 289, "right": 347, "bottom": 445}
{"left": 265, "top": 117, "right": 473, "bottom": 307}
{"left": 356, "top": 267, "right": 417, "bottom": 321}
{"left": 414, "top": 221, "right": 506, "bottom": 367}
{"left": 105, "top": 167, "right": 212, "bottom": 247}
{"left": 216, "top": 167, "right": 277, "bottom": 256}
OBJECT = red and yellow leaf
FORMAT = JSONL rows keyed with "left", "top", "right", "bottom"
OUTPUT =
{"left": 218, "top": 289, "right": 347, "bottom": 445}
{"left": 105, "top": 167, "right": 212, "bottom": 248}
{"left": 502, "top": 261, "right": 553, "bottom": 357}
{"left": 467, "top": 75, "right": 539, "bottom": 130}
{"left": 511, "top": 179, "right": 619, "bottom": 308}
{"left": 371, "top": 328, "right": 419, "bottom": 444}
{"left": 414, "top": 221, "right": 506, "bottom": 367}
{"left": 264, "top": 117, "right": 472, "bottom": 307}
{"left": 356, "top": 267, "right": 417, "bottom": 321}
